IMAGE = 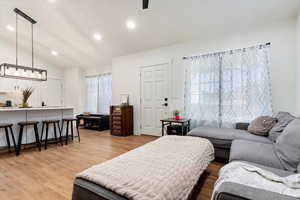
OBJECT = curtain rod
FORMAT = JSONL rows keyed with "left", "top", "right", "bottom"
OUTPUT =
{"left": 14, "top": 8, "right": 37, "bottom": 24}
{"left": 183, "top": 42, "right": 271, "bottom": 60}
{"left": 85, "top": 72, "right": 112, "bottom": 78}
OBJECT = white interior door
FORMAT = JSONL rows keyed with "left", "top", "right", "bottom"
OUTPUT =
{"left": 140, "top": 63, "right": 170, "bottom": 136}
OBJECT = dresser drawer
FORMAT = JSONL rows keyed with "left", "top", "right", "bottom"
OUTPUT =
{"left": 112, "top": 107, "right": 121, "bottom": 112}
{"left": 111, "top": 129, "right": 121, "bottom": 135}
{"left": 112, "top": 125, "right": 121, "bottom": 130}
{"left": 112, "top": 121, "right": 121, "bottom": 125}
{"left": 112, "top": 112, "right": 122, "bottom": 116}
{"left": 113, "top": 116, "right": 121, "bottom": 121}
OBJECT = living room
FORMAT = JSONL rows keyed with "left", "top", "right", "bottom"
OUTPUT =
{"left": 0, "top": 0, "right": 300, "bottom": 200}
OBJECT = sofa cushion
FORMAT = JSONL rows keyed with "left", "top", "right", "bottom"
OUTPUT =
{"left": 239, "top": 161, "right": 294, "bottom": 177}
{"left": 248, "top": 116, "right": 277, "bottom": 136}
{"left": 188, "top": 127, "right": 272, "bottom": 149}
{"left": 213, "top": 161, "right": 296, "bottom": 200}
{"left": 269, "top": 112, "right": 295, "bottom": 142}
{"left": 214, "top": 182, "right": 297, "bottom": 200}
{"left": 230, "top": 140, "right": 284, "bottom": 170}
{"left": 275, "top": 119, "right": 300, "bottom": 172}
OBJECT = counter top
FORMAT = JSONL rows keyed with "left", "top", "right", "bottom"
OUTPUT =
{"left": 0, "top": 106, "right": 74, "bottom": 112}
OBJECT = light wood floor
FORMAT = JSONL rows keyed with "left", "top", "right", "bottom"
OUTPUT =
{"left": 0, "top": 129, "right": 224, "bottom": 200}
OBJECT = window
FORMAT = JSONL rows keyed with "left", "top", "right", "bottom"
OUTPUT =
{"left": 85, "top": 74, "right": 112, "bottom": 114}
{"left": 86, "top": 76, "right": 98, "bottom": 113}
{"left": 98, "top": 74, "right": 112, "bottom": 114}
{"left": 184, "top": 44, "right": 273, "bottom": 128}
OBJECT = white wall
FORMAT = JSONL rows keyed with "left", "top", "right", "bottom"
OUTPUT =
{"left": 85, "top": 65, "right": 112, "bottom": 76}
{"left": 112, "top": 18, "right": 298, "bottom": 134}
{"left": 64, "top": 67, "right": 85, "bottom": 115}
{"left": 0, "top": 38, "right": 65, "bottom": 106}
{"left": 297, "top": 13, "right": 300, "bottom": 114}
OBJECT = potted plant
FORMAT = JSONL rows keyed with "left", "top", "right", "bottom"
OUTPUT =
{"left": 21, "top": 87, "right": 34, "bottom": 108}
{"left": 173, "top": 109, "right": 180, "bottom": 120}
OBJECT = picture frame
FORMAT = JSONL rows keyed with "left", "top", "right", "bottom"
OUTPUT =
{"left": 120, "top": 94, "right": 129, "bottom": 105}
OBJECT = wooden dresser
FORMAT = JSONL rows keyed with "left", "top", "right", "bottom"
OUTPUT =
{"left": 110, "top": 105, "right": 133, "bottom": 136}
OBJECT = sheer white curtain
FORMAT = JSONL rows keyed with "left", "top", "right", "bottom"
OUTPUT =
{"left": 85, "top": 74, "right": 112, "bottom": 114}
{"left": 86, "top": 76, "right": 98, "bottom": 113}
{"left": 98, "top": 74, "right": 112, "bottom": 114}
{"left": 220, "top": 46, "right": 273, "bottom": 127}
{"left": 185, "top": 54, "right": 221, "bottom": 127}
{"left": 184, "top": 44, "right": 273, "bottom": 128}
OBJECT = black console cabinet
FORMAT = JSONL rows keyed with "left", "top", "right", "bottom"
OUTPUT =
{"left": 76, "top": 114, "right": 110, "bottom": 131}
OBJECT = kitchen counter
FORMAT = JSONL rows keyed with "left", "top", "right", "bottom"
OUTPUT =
{"left": 0, "top": 106, "right": 74, "bottom": 148}
{"left": 0, "top": 106, "right": 74, "bottom": 111}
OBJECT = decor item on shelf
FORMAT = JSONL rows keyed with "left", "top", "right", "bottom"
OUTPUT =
{"left": 173, "top": 109, "right": 180, "bottom": 120}
{"left": 21, "top": 87, "right": 34, "bottom": 108}
{"left": 6, "top": 100, "right": 12, "bottom": 107}
{"left": 120, "top": 94, "right": 129, "bottom": 106}
{"left": 167, "top": 125, "right": 189, "bottom": 136}
{"left": 0, "top": 8, "right": 47, "bottom": 81}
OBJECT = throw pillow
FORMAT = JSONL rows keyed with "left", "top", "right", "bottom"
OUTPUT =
{"left": 248, "top": 116, "right": 277, "bottom": 136}
{"left": 275, "top": 118, "right": 300, "bottom": 172}
{"left": 268, "top": 112, "right": 295, "bottom": 142}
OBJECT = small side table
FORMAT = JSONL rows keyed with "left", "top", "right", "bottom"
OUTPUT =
{"left": 160, "top": 118, "right": 191, "bottom": 136}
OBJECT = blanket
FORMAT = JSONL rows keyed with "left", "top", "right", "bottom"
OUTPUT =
{"left": 76, "top": 136, "right": 214, "bottom": 200}
{"left": 212, "top": 161, "right": 300, "bottom": 199}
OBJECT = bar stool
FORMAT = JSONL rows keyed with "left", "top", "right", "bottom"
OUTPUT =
{"left": 17, "top": 121, "right": 41, "bottom": 156}
{"left": 40, "top": 120, "right": 62, "bottom": 150}
{"left": 0, "top": 123, "right": 17, "bottom": 154}
{"left": 61, "top": 118, "right": 80, "bottom": 145}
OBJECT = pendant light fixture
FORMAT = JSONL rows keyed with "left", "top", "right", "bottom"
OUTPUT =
{"left": 143, "top": 0, "right": 149, "bottom": 9}
{"left": 0, "top": 8, "right": 47, "bottom": 81}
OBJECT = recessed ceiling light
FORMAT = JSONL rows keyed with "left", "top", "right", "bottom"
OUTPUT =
{"left": 48, "top": 0, "right": 57, "bottom": 3}
{"left": 6, "top": 25, "right": 14, "bottom": 32}
{"left": 51, "top": 51, "right": 58, "bottom": 56}
{"left": 126, "top": 20, "right": 136, "bottom": 30}
{"left": 93, "top": 33, "right": 102, "bottom": 41}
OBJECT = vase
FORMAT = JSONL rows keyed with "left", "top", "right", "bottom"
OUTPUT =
{"left": 21, "top": 102, "right": 29, "bottom": 108}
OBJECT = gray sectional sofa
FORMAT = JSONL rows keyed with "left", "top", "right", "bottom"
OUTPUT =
{"left": 188, "top": 124, "right": 272, "bottom": 159}
{"left": 213, "top": 161, "right": 298, "bottom": 200}
{"left": 187, "top": 112, "right": 300, "bottom": 200}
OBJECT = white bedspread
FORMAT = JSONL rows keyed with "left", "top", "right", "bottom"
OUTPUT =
{"left": 213, "top": 161, "right": 300, "bottom": 199}
{"left": 76, "top": 136, "right": 214, "bottom": 200}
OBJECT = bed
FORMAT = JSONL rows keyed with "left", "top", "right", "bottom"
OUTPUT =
{"left": 72, "top": 136, "right": 214, "bottom": 200}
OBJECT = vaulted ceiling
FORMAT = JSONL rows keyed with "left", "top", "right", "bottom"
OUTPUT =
{"left": 0, "top": 0, "right": 300, "bottom": 69}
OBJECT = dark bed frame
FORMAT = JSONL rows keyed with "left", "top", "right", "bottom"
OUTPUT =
{"left": 72, "top": 178, "right": 127, "bottom": 200}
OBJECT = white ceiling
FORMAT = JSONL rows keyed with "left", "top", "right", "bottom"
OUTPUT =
{"left": 0, "top": 0, "right": 300, "bottom": 69}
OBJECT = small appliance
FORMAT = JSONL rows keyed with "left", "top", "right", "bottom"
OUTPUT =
{"left": 6, "top": 100, "right": 12, "bottom": 107}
